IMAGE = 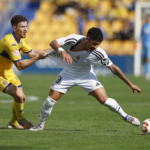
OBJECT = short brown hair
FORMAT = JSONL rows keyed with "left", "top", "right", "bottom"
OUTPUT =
{"left": 11, "top": 15, "right": 28, "bottom": 26}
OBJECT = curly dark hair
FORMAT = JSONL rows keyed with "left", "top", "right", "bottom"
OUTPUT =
{"left": 11, "top": 15, "right": 28, "bottom": 26}
{"left": 87, "top": 27, "right": 103, "bottom": 42}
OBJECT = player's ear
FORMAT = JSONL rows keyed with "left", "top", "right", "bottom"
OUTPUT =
{"left": 12, "top": 25, "right": 16, "bottom": 32}
{"left": 86, "top": 37, "right": 90, "bottom": 41}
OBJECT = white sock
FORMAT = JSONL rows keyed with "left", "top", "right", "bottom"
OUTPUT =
{"left": 103, "top": 98, "right": 127, "bottom": 119}
{"left": 39, "top": 96, "right": 57, "bottom": 128}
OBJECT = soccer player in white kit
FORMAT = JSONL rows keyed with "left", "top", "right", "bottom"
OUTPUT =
{"left": 30, "top": 27, "right": 142, "bottom": 131}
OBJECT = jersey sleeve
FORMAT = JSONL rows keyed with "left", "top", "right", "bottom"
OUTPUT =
{"left": 56, "top": 34, "right": 84, "bottom": 46}
{"left": 91, "top": 47, "right": 113, "bottom": 67}
{"left": 5, "top": 40, "right": 22, "bottom": 62}
{"left": 20, "top": 39, "right": 32, "bottom": 53}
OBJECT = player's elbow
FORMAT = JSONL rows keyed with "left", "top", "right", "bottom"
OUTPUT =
{"left": 49, "top": 41, "right": 53, "bottom": 47}
{"left": 16, "top": 65, "right": 23, "bottom": 71}
{"left": 49, "top": 40, "right": 56, "bottom": 47}
{"left": 108, "top": 64, "right": 119, "bottom": 74}
{"left": 28, "top": 50, "right": 37, "bottom": 58}
{"left": 14, "top": 61, "right": 24, "bottom": 71}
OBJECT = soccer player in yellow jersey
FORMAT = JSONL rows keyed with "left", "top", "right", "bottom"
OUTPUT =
{"left": 0, "top": 15, "right": 50, "bottom": 129}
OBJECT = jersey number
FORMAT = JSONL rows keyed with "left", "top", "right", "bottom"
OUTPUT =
{"left": 55, "top": 76, "right": 62, "bottom": 83}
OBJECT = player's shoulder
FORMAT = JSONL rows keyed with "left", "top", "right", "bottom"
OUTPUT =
{"left": 94, "top": 46, "right": 106, "bottom": 53}
{"left": 3, "top": 33, "right": 13, "bottom": 41}
{"left": 91, "top": 46, "right": 108, "bottom": 59}
{"left": 2, "top": 33, "right": 16, "bottom": 45}
{"left": 66, "top": 34, "right": 86, "bottom": 41}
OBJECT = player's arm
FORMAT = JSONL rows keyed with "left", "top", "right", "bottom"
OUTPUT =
{"left": 108, "top": 64, "right": 142, "bottom": 93}
{"left": 50, "top": 40, "right": 72, "bottom": 64}
{"left": 13, "top": 52, "right": 47, "bottom": 71}
{"left": 25, "top": 48, "right": 53, "bottom": 58}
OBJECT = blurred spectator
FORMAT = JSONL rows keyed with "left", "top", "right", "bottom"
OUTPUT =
{"left": 77, "top": 8, "right": 87, "bottom": 35}
{"left": 126, "top": 0, "right": 135, "bottom": 11}
{"left": 119, "top": 21, "right": 133, "bottom": 40}
{"left": 141, "top": 14, "right": 150, "bottom": 80}
{"left": 86, "top": 7, "right": 96, "bottom": 21}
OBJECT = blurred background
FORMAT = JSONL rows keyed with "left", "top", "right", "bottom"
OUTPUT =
{"left": 0, "top": 0, "right": 150, "bottom": 76}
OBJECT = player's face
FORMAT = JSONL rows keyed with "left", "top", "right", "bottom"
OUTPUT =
{"left": 86, "top": 37, "right": 101, "bottom": 52}
{"left": 13, "top": 21, "right": 28, "bottom": 39}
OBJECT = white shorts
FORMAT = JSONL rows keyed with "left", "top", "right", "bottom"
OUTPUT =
{"left": 50, "top": 71, "right": 103, "bottom": 95}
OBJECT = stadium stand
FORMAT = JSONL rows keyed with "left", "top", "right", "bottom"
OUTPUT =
{"left": 0, "top": 0, "right": 146, "bottom": 55}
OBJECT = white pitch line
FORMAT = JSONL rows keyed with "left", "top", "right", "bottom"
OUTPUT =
{"left": 0, "top": 94, "right": 39, "bottom": 103}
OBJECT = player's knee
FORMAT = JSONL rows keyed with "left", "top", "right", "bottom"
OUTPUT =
{"left": 100, "top": 98, "right": 107, "bottom": 104}
{"left": 15, "top": 92, "right": 24, "bottom": 102}
{"left": 97, "top": 95, "right": 107, "bottom": 104}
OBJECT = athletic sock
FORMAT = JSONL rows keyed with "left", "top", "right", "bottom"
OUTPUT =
{"left": 13, "top": 101, "right": 24, "bottom": 121}
{"left": 103, "top": 98, "right": 127, "bottom": 119}
{"left": 10, "top": 101, "right": 18, "bottom": 126}
{"left": 39, "top": 96, "right": 57, "bottom": 128}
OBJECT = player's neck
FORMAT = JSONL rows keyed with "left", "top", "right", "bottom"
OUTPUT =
{"left": 71, "top": 39, "right": 86, "bottom": 52}
{"left": 82, "top": 39, "right": 88, "bottom": 50}
{"left": 14, "top": 32, "right": 21, "bottom": 40}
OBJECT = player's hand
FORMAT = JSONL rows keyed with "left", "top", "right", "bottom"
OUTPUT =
{"left": 61, "top": 51, "right": 73, "bottom": 64}
{"left": 129, "top": 84, "right": 142, "bottom": 93}
{"left": 38, "top": 52, "right": 47, "bottom": 59}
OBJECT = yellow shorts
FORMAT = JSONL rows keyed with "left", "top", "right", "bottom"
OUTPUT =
{"left": 0, "top": 73, "right": 22, "bottom": 93}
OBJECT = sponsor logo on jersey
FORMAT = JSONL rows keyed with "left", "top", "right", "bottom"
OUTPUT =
{"left": 12, "top": 43, "right": 16, "bottom": 46}
{"left": 76, "top": 55, "right": 80, "bottom": 60}
{"left": 101, "top": 58, "right": 109, "bottom": 65}
{"left": 13, "top": 50, "right": 19, "bottom": 56}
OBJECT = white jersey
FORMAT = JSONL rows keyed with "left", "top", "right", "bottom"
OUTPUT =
{"left": 48, "top": 34, "right": 113, "bottom": 78}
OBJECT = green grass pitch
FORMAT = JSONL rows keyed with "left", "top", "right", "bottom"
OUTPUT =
{"left": 0, "top": 75, "right": 150, "bottom": 150}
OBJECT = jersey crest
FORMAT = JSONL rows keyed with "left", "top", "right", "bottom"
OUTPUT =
{"left": 76, "top": 55, "right": 80, "bottom": 60}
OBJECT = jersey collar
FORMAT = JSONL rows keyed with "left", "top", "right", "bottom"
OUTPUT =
{"left": 12, "top": 32, "right": 20, "bottom": 43}
{"left": 70, "top": 37, "right": 86, "bottom": 50}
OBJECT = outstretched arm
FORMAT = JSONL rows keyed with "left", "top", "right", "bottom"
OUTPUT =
{"left": 50, "top": 40, "right": 72, "bottom": 64}
{"left": 14, "top": 51, "right": 47, "bottom": 71}
{"left": 26, "top": 48, "right": 52, "bottom": 58}
{"left": 108, "top": 64, "right": 142, "bottom": 93}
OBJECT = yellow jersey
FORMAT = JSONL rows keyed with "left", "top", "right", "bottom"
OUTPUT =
{"left": 0, "top": 32, "right": 32, "bottom": 76}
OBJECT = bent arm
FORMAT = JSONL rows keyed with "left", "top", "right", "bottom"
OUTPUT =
{"left": 50, "top": 40, "right": 61, "bottom": 52}
{"left": 50, "top": 40, "right": 72, "bottom": 64}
